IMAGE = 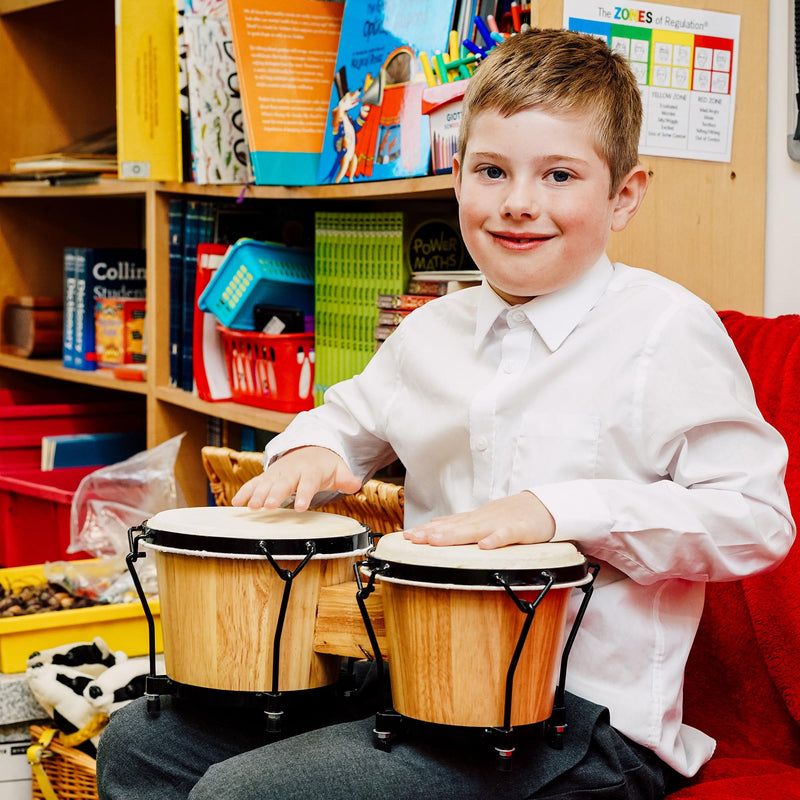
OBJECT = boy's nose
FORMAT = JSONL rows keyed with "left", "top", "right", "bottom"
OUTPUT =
{"left": 500, "top": 183, "right": 541, "bottom": 219}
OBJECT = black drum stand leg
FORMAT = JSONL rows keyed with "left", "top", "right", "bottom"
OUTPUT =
{"left": 354, "top": 561, "right": 403, "bottom": 752}
{"left": 127, "top": 526, "right": 175, "bottom": 718}
{"left": 545, "top": 564, "right": 599, "bottom": 750}
{"left": 258, "top": 539, "right": 316, "bottom": 735}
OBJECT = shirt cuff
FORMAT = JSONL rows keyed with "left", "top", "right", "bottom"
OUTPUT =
{"left": 530, "top": 480, "right": 614, "bottom": 545}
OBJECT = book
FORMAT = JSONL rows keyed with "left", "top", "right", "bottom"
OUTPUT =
{"left": 316, "top": 0, "right": 457, "bottom": 185}
{"left": 181, "top": 202, "right": 217, "bottom": 391}
{"left": 9, "top": 127, "right": 118, "bottom": 175}
{"left": 41, "top": 430, "right": 147, "bottom": 471}
{"left": 1, "top": 296, "right": 63, "bottom": 359}
{"left": 168, "top": 198, "right": 187, "bottom": 387}
{"left": 65, "top": 248, "right": 147, "bottom": 372}
{"left": 62, "top": 251, "right": 78, "bottom": 367}
{"left": 115, "top": 0, "right": 182, "bottom": 180}
{"left": 192, "top": 242, "right": 233, "bottom": 401}
{"left": 228, "top": 0, "right": 344, "bottom": 185}
{"left": 376, "top": 293, "right": 436, "bottom": 310}
{"left": 95, "top": 298, "right": 147, "bottom": 367}
{"left": 184, "top": 8, "right": 253, "bottom": 184}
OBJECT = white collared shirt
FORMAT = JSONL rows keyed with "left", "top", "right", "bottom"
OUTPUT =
{"left": 266, "top": 255, "right": 794, "bottom": 776}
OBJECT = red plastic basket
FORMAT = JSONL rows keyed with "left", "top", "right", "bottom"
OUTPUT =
{"left": 219, "top": 328, "right": 315, "bottom": 413}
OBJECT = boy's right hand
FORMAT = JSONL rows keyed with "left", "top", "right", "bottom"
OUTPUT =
{"left": 231, "top": 446, "right": 362, "bottom": 512}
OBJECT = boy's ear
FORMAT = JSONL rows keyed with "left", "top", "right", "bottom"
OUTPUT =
{"left": 610, "top": 165, "right": 648, "bottom": 232}
{"left": 452, "top": 153, "right": 462, "bottom": 202}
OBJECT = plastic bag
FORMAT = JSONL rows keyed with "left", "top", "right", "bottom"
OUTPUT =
{"left": 69, "top": 433, "right": 187, "bottom": 558}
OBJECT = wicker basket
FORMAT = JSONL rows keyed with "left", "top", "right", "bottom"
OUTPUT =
{"left": 29, "top": 725, "right": 97, "bottom": 800}
{"left": 200, "top": 446, "right": 405, "bottom": 534}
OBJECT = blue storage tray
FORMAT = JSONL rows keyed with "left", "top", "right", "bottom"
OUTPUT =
{"left": 197, "top": 239, "right": 315, "bottom": 330}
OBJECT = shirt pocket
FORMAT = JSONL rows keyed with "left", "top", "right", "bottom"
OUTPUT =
{"left": 510, "top": 412, "right": 601, "bottom": 491}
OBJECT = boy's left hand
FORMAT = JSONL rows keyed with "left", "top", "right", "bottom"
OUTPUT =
{"left": 403, "top": 491, "right": 556, "bottom": 549}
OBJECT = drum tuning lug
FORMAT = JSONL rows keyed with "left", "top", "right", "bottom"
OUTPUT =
{"left": 373, "top": 709, "right": 403, "bottom": 752}
{"left": 489, "top": 727, "right": 516, "bottom": 772}
{"left": 545, "top": 704, "right": 567, "bottom": 750}
{"left": 145, "top": 693, "right": 161, "bottom": 718}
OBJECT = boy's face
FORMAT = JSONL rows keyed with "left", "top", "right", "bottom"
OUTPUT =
{"left": 453, "top": 107, "right": 646, "bottom": 305}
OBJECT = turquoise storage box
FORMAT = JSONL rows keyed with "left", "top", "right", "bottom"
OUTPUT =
{"left": 197, "top": 239, "right": 314, "bottom": 331}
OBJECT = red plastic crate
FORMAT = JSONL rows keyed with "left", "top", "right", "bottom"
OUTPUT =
{"left": 219, "top": 328, "right": 315, "bottom": 412}
{"left": 0, "top": 467, "right": 96, "bottom": 567}
{"left": 0, "top": 434, "right": 45, "bottom": 469}
{"left": 0, "top": 400, "right": 143, "bottom": 438}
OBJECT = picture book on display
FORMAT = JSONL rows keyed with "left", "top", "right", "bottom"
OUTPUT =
{"left": 41, "top": 430, "right": 147, "bottom": 471}
{"left": 184, "top": 1, "right": 253, "bottom": 184}
{"left": 316, "top": 0, "right": 457, "bottom": 185}
{"left": 228, "top": 0, "right": 344, "bottom": 186}
{"left": 62, "top": 248, "right": 146, "bottom": 372}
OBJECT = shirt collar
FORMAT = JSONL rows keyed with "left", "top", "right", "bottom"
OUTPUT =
{"left": 474, "top": 254, "right": 615, "bottom": 351}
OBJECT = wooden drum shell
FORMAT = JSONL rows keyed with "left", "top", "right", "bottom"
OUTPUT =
{"left": 155, "top": 549, "right": 356, "bottom": 694}
{"left": 381, "top": 578, "right": 570, "bottom": 728}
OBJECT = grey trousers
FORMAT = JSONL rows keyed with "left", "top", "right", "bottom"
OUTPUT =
{"left": 96, "top": 674, "right": 674, "bottom": 800}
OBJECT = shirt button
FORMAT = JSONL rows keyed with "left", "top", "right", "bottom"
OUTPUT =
{"left": 474, "top": 437, "right": 488, "bottom": 451}
{"left": 509, "top": 309, "right": 526, "bottom": 325}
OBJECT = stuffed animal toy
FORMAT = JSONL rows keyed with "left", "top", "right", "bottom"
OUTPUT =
{"left": 26, "top": 638, "right": 149, "bottom": 757}
{"left": 27, "top": 636, "right": 123, "bottom": 677}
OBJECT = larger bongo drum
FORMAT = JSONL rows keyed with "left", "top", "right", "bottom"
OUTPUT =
{"left": 359, "top": 533, "right": 594, "bottom": 730}
{"left": 131, "top": 506, "right": 370, "bottom": 697}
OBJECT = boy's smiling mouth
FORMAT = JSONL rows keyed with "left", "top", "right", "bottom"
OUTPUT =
{"left": 491, "top": 231, "right": 556, "bottom": 248}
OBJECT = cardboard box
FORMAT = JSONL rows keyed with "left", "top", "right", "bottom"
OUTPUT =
{"left": 0, "top": 562, "right": 161, "bottom": 673}
{"left": 0, "top": 738, "right": 32, "bottom": 800}
{"left": 421, "top": 80, "right": 468, "bottom": 175}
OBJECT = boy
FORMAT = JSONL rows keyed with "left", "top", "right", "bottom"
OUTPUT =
{"left": 97, "top": 29, "right": 793, "bottom": 800}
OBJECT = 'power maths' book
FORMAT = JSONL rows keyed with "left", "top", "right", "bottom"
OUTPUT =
{"left": 316, "top": 0, "right": 457, "bottom": 185}
{"left": 228, "top": 0, "right": 344, "bottom": 186}
{"left": 65, "top": 248, "right": 146, "bottom": 371}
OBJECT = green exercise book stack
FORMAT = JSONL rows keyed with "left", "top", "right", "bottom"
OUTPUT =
{"left": 314, "top": 211, "right": 409, "bottom": 405}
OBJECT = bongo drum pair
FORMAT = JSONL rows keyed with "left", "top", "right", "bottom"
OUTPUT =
{"left": 127, "top": 507, "right": 597, "bottom": 765}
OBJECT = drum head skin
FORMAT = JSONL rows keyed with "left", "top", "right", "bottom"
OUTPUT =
{"left": 142, "top": 506, "right": 371, "bottom": 559}
{"left": 369, "top": 532, "right": 590, "bottom": 589}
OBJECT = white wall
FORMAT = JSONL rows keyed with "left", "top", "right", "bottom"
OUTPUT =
{"left": 765, "top": 0, "right": 800, "bottom": 315}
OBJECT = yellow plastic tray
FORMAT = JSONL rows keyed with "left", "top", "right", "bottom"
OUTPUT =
{"left": 0, "top": 561, "right": 161, "bottom": 674}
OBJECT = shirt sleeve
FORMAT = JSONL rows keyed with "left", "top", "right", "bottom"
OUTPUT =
{"left": 536, "top": 304, "right": 795, "bottom": 585}
{"left": 264, "top": 325, "right": 403, "bottom": 482}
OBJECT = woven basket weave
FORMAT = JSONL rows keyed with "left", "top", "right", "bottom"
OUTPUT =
{"left": 30, "top": 725, "right": 97, "bottom": 800}
{"left": 200, "top": 446, "right": 405, "bottom": 534}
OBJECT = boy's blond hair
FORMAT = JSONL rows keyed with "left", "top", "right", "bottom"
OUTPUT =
{"left": 458, "top": 28, "right": 642, "bottom": 195}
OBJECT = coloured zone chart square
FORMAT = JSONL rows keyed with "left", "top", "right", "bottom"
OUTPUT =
{"left": 565, "top": 1, "right": 740, "bottom": 162}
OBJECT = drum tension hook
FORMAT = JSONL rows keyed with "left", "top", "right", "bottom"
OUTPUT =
{"left": 257, "top": 539, "right": 317, "bottom": 735}
{"left": 127, "top": 525, "right": 174, "bottom": 718}
{"left": 354, "top": 560, "right": 403, "bottom": 752}
{"left": 545, "top": 563, "right": 600, "bottom": 751}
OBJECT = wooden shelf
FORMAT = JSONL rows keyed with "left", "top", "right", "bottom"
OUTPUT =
{"left": 0, "top": 173, "right": 455, "bottom": 202}
{"left": 0, "top": 0, "right": 62, "bottom": 15}
{"left": 155, "top": 386, "right": 296, "bottom": 433}
{"left": 0, "top": 353, "right": 148, "bottom": 394}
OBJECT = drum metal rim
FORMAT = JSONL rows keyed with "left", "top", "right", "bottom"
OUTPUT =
{"left": 141, "top": 523, "right": 372, "bottom": 559}
{"left": 374, "top": 573, "right": 592, "bottom": 591}
{"left": 361, "top": 558, "right": 591, "bottom": 589}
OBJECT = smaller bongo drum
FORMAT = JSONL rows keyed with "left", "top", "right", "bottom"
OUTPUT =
{"left": 127, "top": 506, "right": 370, "bottom": 723}
{"left": 356, "top": 533, "right": 596, "bottom": 740}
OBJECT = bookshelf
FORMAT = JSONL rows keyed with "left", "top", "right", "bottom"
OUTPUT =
{"left": 0, "top": 0, "right": 770, "bottom": 507}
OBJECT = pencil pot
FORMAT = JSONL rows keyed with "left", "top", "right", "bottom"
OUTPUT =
{"left": 218, "top": 327, "right": 315, "bottom": 413}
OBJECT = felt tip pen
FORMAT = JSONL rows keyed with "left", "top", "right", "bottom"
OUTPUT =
{"left": 487, "top": 14, "right": 499, "bottom": 34}
{"left": 419, "top": 50, "right": 436, "bottom": 87}
{"left": 473, "top": 15, "right": 494, "bottom": 48}
{"left": 434, "top": 52, "right": 450, "bottom": 84}
{"left": 490, "top": 31, "right": 506, "bottom": 45}
{"left": 449, "top": 29, "right": 459, "bottom": 62}
{"left": 462, "top": 38, "right": 488, "bottom": 59}
{"left": 444, "top": 53, "right": 481, "bottom": 70}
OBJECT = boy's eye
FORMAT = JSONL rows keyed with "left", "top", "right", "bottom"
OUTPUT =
{"left": 481, "top": 165, "right": 504, "bottom": 179}
{"left": 551, "top": 170, "right": 571, "bottom": 183}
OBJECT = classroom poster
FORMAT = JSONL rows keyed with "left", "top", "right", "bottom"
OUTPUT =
{"left": 564, "top": 0, "right": 741, "bottom": 163}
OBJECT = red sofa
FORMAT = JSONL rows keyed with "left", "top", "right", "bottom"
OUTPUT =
{"left": 666, "top": 311, "right": 800, "bottom": 798}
